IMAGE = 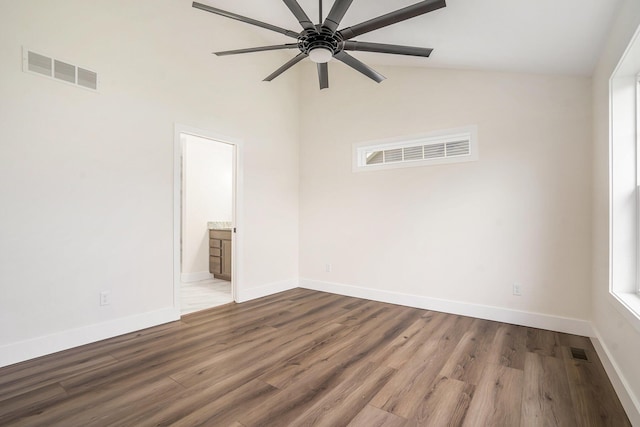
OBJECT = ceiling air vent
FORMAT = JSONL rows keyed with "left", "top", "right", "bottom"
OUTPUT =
{"left": 23, "top": 47, "right": 98, "bottom": 91}
{"left": 356, "top": 126, "right": 478, "bottom": 171}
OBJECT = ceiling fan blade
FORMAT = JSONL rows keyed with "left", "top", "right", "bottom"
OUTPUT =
{"left": 317, "top": 63, "right": 329, "bottom": 89}
{"left": 342, "top": 41, "right": 432, "bottom": 57}
{"left": 264, "top": 53, "right": 308, "bottom": 82}
{"left": 282, "top": 0, "right": 316, "bottom": 32}
{"left": 215, "top": 44, "right": 300, "bottom": 56}
{"left": 323, "top": 0, "right": 355, "bottom": 33}
{"left": 192, "top": 2, "right": 299, "bottom": 39}
{"left": 334, "top": 51, "right": 385, "bottom": 83}
{"left": 339, "top": 0, "right": 446, "bottom": 40}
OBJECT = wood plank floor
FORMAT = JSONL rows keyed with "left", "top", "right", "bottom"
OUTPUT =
{"left": 0, "top": 289, "right": 630, "bottom": 426}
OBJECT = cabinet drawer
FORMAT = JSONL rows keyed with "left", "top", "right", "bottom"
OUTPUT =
{"left": 210, "top": 229, "right": 232, "bottom": 240}
{"left": 209, "top": 256, "right": 221, "bottom": 273}
{"left": 210, "top": 247, "right": 221, "bottom": 257}
{"left": 210, "top": 239, "right": 221, "bottom": 249}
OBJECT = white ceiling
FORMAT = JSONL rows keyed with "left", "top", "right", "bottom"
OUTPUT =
{"left": 193, "top": 0, "right": 622, "bottom": 76}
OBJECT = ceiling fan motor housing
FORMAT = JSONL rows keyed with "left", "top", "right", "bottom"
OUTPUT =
{"left": 298, "top": 28, "right": 343, "bottom": 56}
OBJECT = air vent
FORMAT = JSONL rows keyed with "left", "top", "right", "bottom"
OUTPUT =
{"left": 27, "top": 51, "right": 52, "bottom": 76}
{"left": 570, "top": 347, "right": 589, "bottom": 362}
{"left": 54, "top": 60, "right": 75, "bottom": 83}
{"left": 77, "top": 68, "right": 97, "bottom": 90}
{"left": 23, "top": 47, "right": 98, "bottom": 91}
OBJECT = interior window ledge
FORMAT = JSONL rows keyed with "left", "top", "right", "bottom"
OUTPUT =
{"left": 609, "top": 291, "right": 640, "bottom": 334}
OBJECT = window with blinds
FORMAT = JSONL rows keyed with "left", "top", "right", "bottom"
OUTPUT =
{"left": 353, "top": 126, "right": 478, "bottom": 171}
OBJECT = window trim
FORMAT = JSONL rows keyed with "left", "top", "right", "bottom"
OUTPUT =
{"left": 637, "top": 75, "right": 640, "bottom": 297}
{"left": 352, "top": 125, "right": 478, "bottom": 172}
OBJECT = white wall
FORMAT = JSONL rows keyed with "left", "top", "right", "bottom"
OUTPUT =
{"left": 298, "top": 64, "right": 593, "bottom": 329}
{"left": 592, "top": 0, "right": 640, "bottom": 421}
{"left": 0, "top": 0, "right": 299, "bottom": 366}
{"left": 182, "top": 135, "right": 233, "bottom": 277}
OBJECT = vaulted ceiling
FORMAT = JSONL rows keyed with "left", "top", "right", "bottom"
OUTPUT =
{"left": 193, "top": 0, "right": 622, "bottom": 76}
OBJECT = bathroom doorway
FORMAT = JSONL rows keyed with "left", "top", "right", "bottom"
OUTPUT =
{"left": 173, "top": 126, "right": 241, "bottom": 315}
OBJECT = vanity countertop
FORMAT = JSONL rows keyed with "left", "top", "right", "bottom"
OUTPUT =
{"left": 208, "top": 221, "right": 232, "bottom": 230}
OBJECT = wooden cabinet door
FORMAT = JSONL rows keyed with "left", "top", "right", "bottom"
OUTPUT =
{"left": 221, "top": 239, "right": 232, "bottom": 279}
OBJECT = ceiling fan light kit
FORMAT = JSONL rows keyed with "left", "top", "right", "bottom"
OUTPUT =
{"left": 193, "top": 0, "right": 446, "bottom": 89}
{"left": 308, "top": 47, "right": 334, "bottom": 63}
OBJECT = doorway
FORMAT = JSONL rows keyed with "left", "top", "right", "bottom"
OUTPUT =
{"left": 173, "top": 125, "right": 240, "bottom": 315}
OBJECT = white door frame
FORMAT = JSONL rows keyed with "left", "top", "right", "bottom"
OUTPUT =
{"left": 173, "top": 124, "right": 243, "bottom": 312}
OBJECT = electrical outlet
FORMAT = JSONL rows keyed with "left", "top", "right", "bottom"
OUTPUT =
{"left": 513, "top": 283, "right": 522, "bottom": 296}
{"left": 325, "top": 264, "right": 332, "bottom": 273}
{"left": 100, "top": 291, "right": 111, "bottom": 306}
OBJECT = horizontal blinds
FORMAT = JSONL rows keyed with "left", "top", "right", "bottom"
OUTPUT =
{"left": 365, "top": 138, "right": 471, "bottom": 166}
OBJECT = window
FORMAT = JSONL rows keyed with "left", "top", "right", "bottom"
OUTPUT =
{"left": 609, "top": 23, "right": 640, "bottom": 331}
{"left": 353, "top": 126, "right": 478, "bottom": 172}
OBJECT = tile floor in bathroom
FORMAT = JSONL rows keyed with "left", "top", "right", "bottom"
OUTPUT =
{"left": 180, "top": 278, "right": 233, "bottom": 315}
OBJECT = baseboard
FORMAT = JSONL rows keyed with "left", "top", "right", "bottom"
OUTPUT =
{"left": 0, "top": 307, "right": 180, "bottom": 369}
{"left": 591, "top": 328, "right": 640, "bottom": 426}
{"left": 236, "top": 278, "right": 298, "bottom": 303}
{"left": 181, "top": 271, "right": 213, "bottom": 283}
{"left": 299, "top": 279, "right": 593, "bottom": 336}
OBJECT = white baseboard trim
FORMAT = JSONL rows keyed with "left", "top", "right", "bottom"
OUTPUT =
{"left": 181, "top": 271, "right": 213, "bottom": 283}
{"left": 591, "top": 328, "right": 640, "bottom": 426}
{"left": 299, "top": 279, "right": 593, "bottom": 336}
{"left": 0, "top": 308, "right": 180, "bottom": 369}
{"left": 236, "top": 278, "right": 298, "bottom": 303}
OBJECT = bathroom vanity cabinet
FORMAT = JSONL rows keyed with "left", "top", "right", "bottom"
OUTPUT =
{"left": 209, "top": 229, "right": 232, "bottom": 281}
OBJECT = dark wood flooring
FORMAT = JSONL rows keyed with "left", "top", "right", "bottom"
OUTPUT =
{"left": 0, "top": 289, "right": 631, "bottom": 426}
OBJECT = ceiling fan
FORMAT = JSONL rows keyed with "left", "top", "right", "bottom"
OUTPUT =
{"left": 192, "top": 0, "right": 446, "bottom": 89}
